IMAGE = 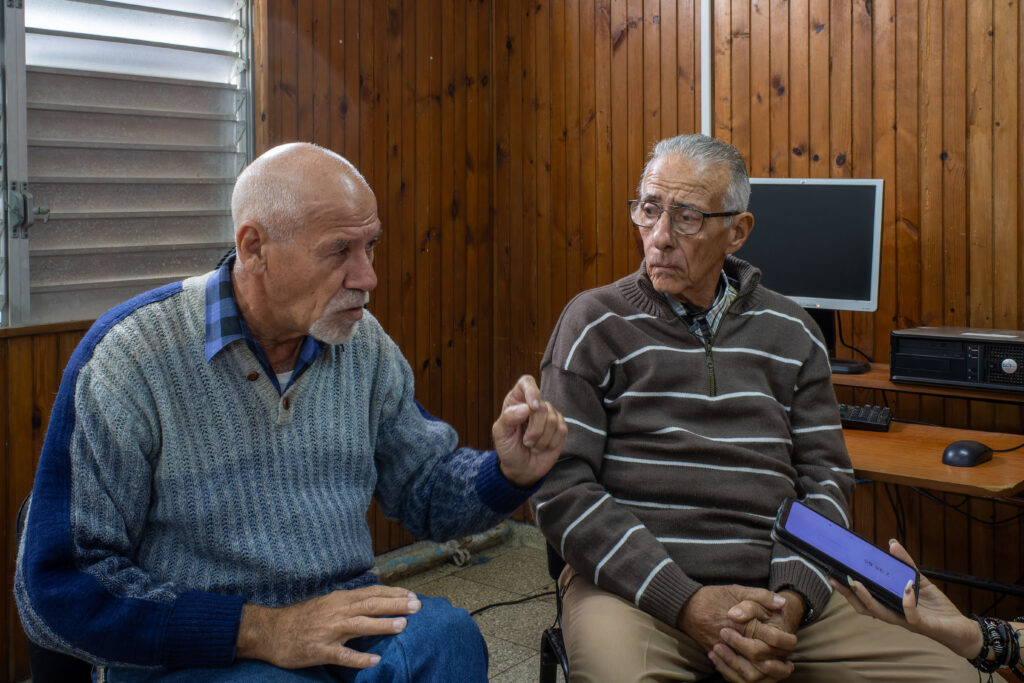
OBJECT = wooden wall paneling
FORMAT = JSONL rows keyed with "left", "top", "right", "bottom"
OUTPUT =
{"left": 550, "top": 0, "right": 570, "bottom": 341}
{"left": 626, "top": 0, "right": 644, "bottom": 218}
{"left": 595, "top": 0, "right": 614, "bottom": 286}
{"left": 384, "top": 0, "right": 402, "bottom": 370}
{"left": 580, "top": 0, "right": 598, "bottom": 293}
{"left": 807, "top": 0, "right": 828, "bottom": 178}
{"left": 768, "top": 0, "right": 788, "bottom": 177}
{"left": 450, "top": 0, "right": 468, "bottom": 440}
{"left": 788, "top": 0, "right": 809, "bottom": 176}
{"left": 677, "top": 0, "right": 697, "bottom": 136}
{"left": 253, "top": 0, "right": 271, "bottom": 155}
{"left": 441, "top": 0, "right": 456, "bottom": 430}
{"left": 521, "top": 1, "right": 541, "bottom": 371}
{"left": 2, "top": 339, "right": 11, "bottom": 683}
{"left": 346, "top": 0, "right": 363, "bottom": 165}
{"left": 611, "top": 0, "right": 630, "bottom": 277}
{"left": 535, "top": 0, "right": 555, "bottom": 350}
{"left": 728, "top": 0, "right": 749, "bottom": 157}
{"left": 475, "top": 0, "right": 493, "bottom": 455}
{"left": 492, "top": 0, "right": 511, "bottom": 430}
{"left": 465, "top": 0, "right": 483, "bottom": 449}
{"left": 871, "top": 0, "right": 896, "bottom": 373}
{"left": 295, "top": 0, "right": 314, "bottom": 141}
{"left": 747, "top": 0, "right": 768, "bottom": 176}
{"left": 278, "top": 0, "right": 299, "bottom": 143}
{"left": 829, "top": 0, "right": 853, "bottom": 363}
{"left": 850, "top": 0, "right": 874, "bottom": 364}
{"left": 327, "top": 1, "right": 344, "bottom": 158}
{"left": 564, "top": 0, "right": 584, "bottom": 327}
{"left": 659, "top": 0, "right": 678, "bottom": 141}
{"left": 642, "top": 0, "right": 662, "bottom": 167}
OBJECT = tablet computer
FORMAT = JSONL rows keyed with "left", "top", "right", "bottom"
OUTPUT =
{"left": 771, "top": 498, "right": 919, "bottom": 615}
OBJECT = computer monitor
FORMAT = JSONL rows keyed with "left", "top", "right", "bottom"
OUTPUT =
{"left": 734, "top": 177, "right": 884, "bottom": 374}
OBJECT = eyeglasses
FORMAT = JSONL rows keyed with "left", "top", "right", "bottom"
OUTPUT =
{"left": 628, "top": 199, "right": 740, "bottom": 236}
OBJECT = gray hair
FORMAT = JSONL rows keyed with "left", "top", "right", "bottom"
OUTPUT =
{"left": 639, "top": 134, "right": 751, "bottom": 215}
{"left": 231, "top": 143, "right": 365, "bottom": 241}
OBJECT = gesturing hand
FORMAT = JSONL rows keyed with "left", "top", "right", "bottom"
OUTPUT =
{"left": 236, "top": 585, "right": 423, "bottom": 669}
{"left": 831, "top": 539, "right": 982, "bottom": 659}
{"left": 679, "top": 585, "right": 796, "bottom": 683}
{"left": 491, "top": 375, "right": 567, "bottom": 488}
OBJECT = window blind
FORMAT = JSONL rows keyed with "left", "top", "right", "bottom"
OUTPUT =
{"left": 22, "top": 0, "right": 248, "bottom": 323}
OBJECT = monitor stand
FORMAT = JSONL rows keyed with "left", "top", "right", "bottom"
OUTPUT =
{"left": 806, "top": 308, "right": 870, "bottom": 375}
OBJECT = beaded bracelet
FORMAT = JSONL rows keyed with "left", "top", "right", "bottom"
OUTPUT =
{"left": 969, "top": 615, "right": 1024, "bottom": 679}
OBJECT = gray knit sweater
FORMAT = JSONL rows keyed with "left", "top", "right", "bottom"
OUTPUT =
{"left": 16, "top": 272, "right": 529, "bottom": 669}
{"left": 532, "top": 256, "right": 853, "bottom": 628}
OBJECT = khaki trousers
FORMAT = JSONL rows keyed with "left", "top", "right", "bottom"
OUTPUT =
{"left": 560, "top": 567, "right": 979, "bottom": 682}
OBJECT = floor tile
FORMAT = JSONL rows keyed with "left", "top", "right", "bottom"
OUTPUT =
{"left": 414, "top": 573, "right": 521, "bottom": 613}
{"left": 473, "top": 594, "right": 558, "bottom": 649}
{"left": 483, "top": 633, "right": 537, "bottom": 677}
{"left": 456, "top": 545, "right": 556, "bottom": 596}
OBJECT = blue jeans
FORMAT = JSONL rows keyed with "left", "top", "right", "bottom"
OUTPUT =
{"left": 103, "top": 596, "right": 487, "bottom": 682}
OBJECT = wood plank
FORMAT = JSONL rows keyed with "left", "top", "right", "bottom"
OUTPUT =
{"left": 788, "top": 0, "right": 809, "bottom": 176}
{"left": 506, "top": 0, "right": 525, "bottom": 388}
{"left": 993, "top": 0, "right": 1019, "bottom": 332}
{"left": 849, "top": 0, "right": 872, "bottom": 364}
{"left": 311, "top": 0, "right": 330, "bottom": 146}
{"left": 595, "top": 0, "right": 614, "bottom": 286}
{"left": 659, "top": 0, "right": 678, "bottom": 140}
{"left": 610, "top": 0, "right": 630, "bottom": 277}
{"left": 359, "top": 0, "right": 377, "bottom": 177}
{"left": 252, "top": 0, "right": 271, "bottom": 154}
{"left": 343, "top": 0, "right": 361, "bottom": 158}
{"left": 521, "top": 1, "right": 541, "bottom": 370}
{"left": 475, "top": 0, "right": 493, "bottom": 447}
{"left": 551, "top": 0, "right": 570, "bottom": 330}
{"left": 464, "top": 0, "right": 482, "bottom": 447}
{"left": 729, "top": 0, "right": 750, "bottom": 158}
{"left": 535, "top": 0, "right": 555, "bottom": 344}
{"left": 642, "top": 0, "right": 662, "bottom": 156}
{"left": 807, "top": 0, "right": 828, "bottom": 177}
{"left": 768, "top": 0, "right": 789, "bottom": 177}
{"left": 626, "top": 0, "right": 645, "bottom": 269}
{"left": 565, "top": 0, "right": 583, "bottom": 328}
{"left": 871, "top": 0, "right": 896, "bottom": 365}
{"left": 713, "top": 0, "right": 732, "bottom": 142}
{"left": 967, "top": 0, "right": 994, "bottom": 330}
{"left": 441, "top": 0, "right": 456, "bottom": 427}
{"left": 7, "top": 337, "right": 34, "bottom": 682}
{"left": 295, "top": 0, "right": 314, "bottom": 141}
{"left": 492, "top": 0, "right": 512, "bottom": 415}
{"left": 748, "top": 0, "right": 769, "bottom": 175}
{"left": 677, "top": 0, "right": 697, "bottom": 135}
{"left": 580, "top": 0, "right": 598, "bottom": 291}
{"left": 918, "top": 0, "right": 943, "bottom": 329}
{"left": 450, "top": 0, "right": 468, "bottom": 438}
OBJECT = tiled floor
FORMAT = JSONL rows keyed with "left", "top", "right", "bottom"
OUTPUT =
{"left": 383, "top": 522, "right": 566, "bottom": 682}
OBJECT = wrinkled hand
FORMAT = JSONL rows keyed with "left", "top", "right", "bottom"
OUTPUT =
{"left": 492, "top": 375, "right": 567, "bottom": 488}
{"left": 712, "top": 589, "right": 804, "bottom": 682}
{"left": 236, "top": 585, "right": 422, "bottom": 669}
{"left": 831, "top": 539, "right": 982, "bottom": 659}
{"left": 679, "top": 585, "right": 796, "bottom": 682}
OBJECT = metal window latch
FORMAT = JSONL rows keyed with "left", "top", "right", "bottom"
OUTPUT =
{"left": 7, "top": 185, "right": 49, "bottom": 238}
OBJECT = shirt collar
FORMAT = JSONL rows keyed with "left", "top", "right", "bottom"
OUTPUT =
{"left": 204, "top": 254, "right": 327, "bottom": 392}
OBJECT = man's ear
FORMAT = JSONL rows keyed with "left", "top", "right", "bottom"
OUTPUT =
{"left": 235, "top": 221, "right": 269, "bottom": 274}
{"left": 724, "top": 212, "right": 754, "bottom": 255}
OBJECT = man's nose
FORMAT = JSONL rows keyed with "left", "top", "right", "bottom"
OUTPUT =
{"left": 650, "top": 210, "right": 675, "bottom": 248}
{"left": 344, "top": 249, "right": 378, "bottom": 292}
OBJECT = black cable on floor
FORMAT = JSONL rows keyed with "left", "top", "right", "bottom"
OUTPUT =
{"left": 469, "top": 590, "right": 556, "bottom": 616}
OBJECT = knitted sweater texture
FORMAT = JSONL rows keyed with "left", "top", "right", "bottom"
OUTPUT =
{"left": 15, "top": 273, "right": 527, "bottom": 669}
{"left": 532, "top": 256, "right": 854, "bottom": 628}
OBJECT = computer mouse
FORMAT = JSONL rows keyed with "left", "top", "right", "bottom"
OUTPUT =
{"left": 941, "top": 440, "right": 993, "bottom": 467}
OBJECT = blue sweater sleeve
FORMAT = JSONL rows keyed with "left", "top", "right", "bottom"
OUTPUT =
{"left": 371, "top": 340, "right": 537, "bottom": 540}
{"left": 14, "top": 288, "right": 243, "bottom": 669}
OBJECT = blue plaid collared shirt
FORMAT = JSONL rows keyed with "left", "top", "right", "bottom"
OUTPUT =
{"left": 665, "top": 270, "right": 738, "bottom": 343}
{"left": 204, "top": 254, "right": 326, "bottom": 394}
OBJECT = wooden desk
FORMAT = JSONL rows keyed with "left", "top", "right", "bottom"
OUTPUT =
{"left": 832, "top": 362, "right": 1024, "bottom": 404}
{"left": 845, "top": 422, "right": 1024, "bottom": 497}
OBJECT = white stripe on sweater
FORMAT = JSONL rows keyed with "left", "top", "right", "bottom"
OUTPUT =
{"left": 771, "top": 555, "right": 831, "bottom": 593}
{"left": 560, "top": 493, "right": 612, "bottom": 555}
{"left": 714, "top": 346, "right": 804, "bottom": 366}
{"left": 792, "top": 424, "right": 842, "bottom": 434}
{"left": 605, "top": 454, "right": 794, "bottom": 483}
{"left": 618, "top": 498, "right": 776, "bottom": 522}
{"left": 804, "top": 493, "right": 850, "bottom": 527}
{"left": 740, "top": 309, "right": 829, "bottom": 357}
{"left": 606, "top": 390, "right": 790, "bottom": 412}
{"left": 634, "top": 558, "right": 673, "bottom": 607}
{"left": 613, "top": 345, "right": 706, "bottom": 366}
{"left": 658, "top": 537, "right": 773, "bottom": 547}
{"left": 595, "top": 524, "right": 645, "bottom": 584}
{"left": 565, "top": 417, "right": 606, "bottom": 437}
{"left": 564, "top": 312, "right": 659, "bottom": 370}
{"left": 650, "top": 425, "right": 792, "bottom": 445}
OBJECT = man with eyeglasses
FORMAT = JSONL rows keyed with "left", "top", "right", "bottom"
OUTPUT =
{"left": 531, "top": 134, "right": 975, "bottom": 681}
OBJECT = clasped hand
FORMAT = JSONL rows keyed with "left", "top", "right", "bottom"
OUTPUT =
{"left": 679, "top": 585, "right": 802, "bottom": 682}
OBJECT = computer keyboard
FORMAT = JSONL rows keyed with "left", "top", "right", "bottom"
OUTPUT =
{"left": 838, "top": 403, "right": 892, "bottom": 432}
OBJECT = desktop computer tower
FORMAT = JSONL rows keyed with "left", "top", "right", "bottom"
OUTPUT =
{"left": 890, "top": 326, "right": 1024, "bottom": 393}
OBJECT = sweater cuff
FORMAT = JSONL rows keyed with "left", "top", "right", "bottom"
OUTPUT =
{"left": 475, "top": 451, "right": 541, "bottom": 515}
{"left": 160, "top": 591, "right": 245, "bottom": 668}
{"left": 637, "top": 561, "right": 702, "bottom": 628}
{"left": 769, "top": 558, "right": 832, "bottom": 624}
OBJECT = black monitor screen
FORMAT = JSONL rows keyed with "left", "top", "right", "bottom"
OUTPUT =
{"left": 735, "top": 179, "right": 883, "bottom": 312}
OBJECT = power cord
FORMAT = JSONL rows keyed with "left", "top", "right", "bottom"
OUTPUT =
{"left": 469, "top": 590, "right": 556, "bottom": 617}
{"left": 835, "top": 313, "right": 871, "bottom": 362}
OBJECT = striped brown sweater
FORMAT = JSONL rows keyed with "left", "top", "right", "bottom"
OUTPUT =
{"left": 532, "top": 256, "right": 853, "bottom": 628}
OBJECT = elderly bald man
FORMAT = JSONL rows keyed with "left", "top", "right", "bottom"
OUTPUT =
{"left": 16, "top": 143, "right": 566, "bottom": 682}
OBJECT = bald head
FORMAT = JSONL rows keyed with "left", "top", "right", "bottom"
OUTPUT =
{"left": 231, "top": 142, "right": 373, "bottom": 241}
